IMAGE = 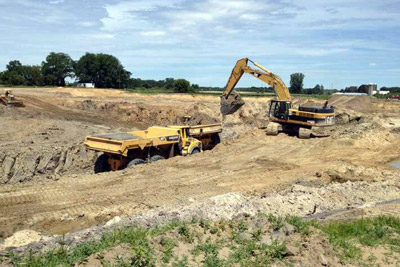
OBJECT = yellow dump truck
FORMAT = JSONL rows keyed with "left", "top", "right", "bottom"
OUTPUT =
{"left": 84, "top": 123, "right": 222, "bottom": 173}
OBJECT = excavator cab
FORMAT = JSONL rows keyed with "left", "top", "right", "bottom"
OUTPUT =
{"left": 269, "top": 100, "right": 291, "bottom": 120}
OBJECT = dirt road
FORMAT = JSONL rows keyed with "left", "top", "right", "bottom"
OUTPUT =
{"left": 0, "top": 87, "right": 399, "bottom": 241}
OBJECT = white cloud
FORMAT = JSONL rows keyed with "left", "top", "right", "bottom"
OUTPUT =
{"left": 49, "top": 0, "right": 64, "bottom": 4}
{"left": 140, "top": 31, "right": 166, "bottom": 37}
{"left": 101, "top": 0, "right": 183, "bottom": 31}
{"left": 77, "top": 21, "right": 96, "bottom": 27}
{"left": 88, "top": 33, "right": 115, "bottom": 39}
{"left": 369, "top": 63, "right": 376, "bottom": 66}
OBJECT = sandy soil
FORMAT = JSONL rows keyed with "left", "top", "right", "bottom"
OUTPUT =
{"left": 0, "top": 87, "right": 399, "bottom": 244}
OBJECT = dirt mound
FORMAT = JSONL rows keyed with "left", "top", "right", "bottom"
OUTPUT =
{"left": 0, "top": 230, "right": 41, "bottom": 250}
{"left": 328, "top": 95, "right": 372, "bottom": 113}
{"left": 60, "top": 99, "right": 219, "bottom": 128}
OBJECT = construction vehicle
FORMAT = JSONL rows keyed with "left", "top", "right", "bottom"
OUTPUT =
{"left": 0, "top": 90, "right": 24, "bottom": 107}
{"left": 220, "top": 58, "right": 335, "bottom": 138}
{"left": 84, "top": 123, "right": 222, "bottom": 173}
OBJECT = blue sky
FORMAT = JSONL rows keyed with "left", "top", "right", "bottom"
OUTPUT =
{"left": 0, "top": 0, "right": 399, "bottom": 88}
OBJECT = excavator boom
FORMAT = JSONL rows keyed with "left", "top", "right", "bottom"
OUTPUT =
{"left": 220, "top": 58, "right": 291, "bottom": 115}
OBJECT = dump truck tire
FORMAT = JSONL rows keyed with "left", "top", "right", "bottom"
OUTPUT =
{"left": 213, "top": 134, "right": 221, "bottom": 145}
{"left": 127, "top": 158, "right": 146, "bottom": 167}
{"left": 150, "top": 155, "right": 165, "bottom": 162}
{"left": 191, "top": 148, "right": 200, "bottom": 155}
{"left": 94, "top": 154, "right": 111, "bottom": 173}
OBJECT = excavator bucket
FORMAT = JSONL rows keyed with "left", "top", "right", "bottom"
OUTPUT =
{"left": 220, "top": 94, "right": 245, "bottom": 115}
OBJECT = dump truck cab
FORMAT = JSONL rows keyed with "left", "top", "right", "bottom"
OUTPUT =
{"left": 169, "top": 125, "right": 203, "bottom": 156}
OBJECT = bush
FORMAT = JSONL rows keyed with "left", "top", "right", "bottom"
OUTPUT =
{"left": 173, "top": 79, "right": 190, "bottom": 93}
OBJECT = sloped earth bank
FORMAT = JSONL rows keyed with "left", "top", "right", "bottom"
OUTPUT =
{"left": 2, "top": 179, "right": 400, "bottom": 266}
{"left": 0, "top": 88, "right": 399, "bottom": 249}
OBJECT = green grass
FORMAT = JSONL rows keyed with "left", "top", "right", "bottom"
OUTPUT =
{"left": 319, "top": 216, "right": 400, "bottom": 264}
{"left": 3, "top": 215, "right": 399, "bottom": 266}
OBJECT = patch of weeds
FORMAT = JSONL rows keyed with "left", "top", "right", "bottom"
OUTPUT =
{"left": 115, "top": 254, "right": 131, "bottom": 267}
{"left": 196, "top": 242, "right": 226, "bottom": 267}
{"left": 129, "top": 231, "right": 156, "bottom": 267}
{"left": 150, "top": 219, "right": 180, "bottom": 236}
{"left": 267, "top": 240, "right": 287, "bottom": 260}
{"left": 229, "top": 239, "right": 288, "bottom": 266}
{"left": 251, "top": 228, "right": 263, "bottom": 241}
{"left": 285, "top": 216, "right": 316, "bottom": 236}
{"left": 173, "top": 255, "right": 189, "bottom": 267}
{"left": 210, "top": 224, "right": 220, "bottom": 235}
{"left": 190, "top": 216, "right": 199, "bottom": 224}
{"left": 178, "top": 224, "right": 194, "bottom": 243}
{"left": 160, "top": 237, "right": 177, "bottom": 263}
{"left": 238, "top": 219, "right": 248, "bottom": 232}
{"left": 267, "top": 214, "right": 284, "bottom": 231}
{"left": 365, "top": 253, "right": 378, "bottom": 265}
{"left": 218, "top": 219, "right": 227, "bottom": 232}
{"left": 199, "top": 219, "right": 211, "bottom": 230}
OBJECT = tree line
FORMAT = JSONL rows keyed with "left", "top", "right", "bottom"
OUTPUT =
{"left": 0, "top": 52, "right": 197, "bottom": 93}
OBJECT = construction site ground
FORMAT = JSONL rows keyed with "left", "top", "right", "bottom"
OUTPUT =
{"left": 0, "top": 87, "right": 399, "bottom": 264}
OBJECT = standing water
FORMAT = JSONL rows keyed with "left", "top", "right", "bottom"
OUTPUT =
{"left": 390, "top": 160, "right": 400, "bottom": 170}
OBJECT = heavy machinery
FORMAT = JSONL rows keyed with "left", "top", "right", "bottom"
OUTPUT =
{"left": 84, "top": 123, "right": 222, "bottom": 173}
{"left": 0, "top": 90, "right": 24, "bottom": 107}
{"left": 220, "top": 58, "right": 335, "bottom": 138}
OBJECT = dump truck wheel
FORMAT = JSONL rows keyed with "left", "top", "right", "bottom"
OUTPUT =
{"left": 213, "top": 134, "right": 221, "bottom": 145}
{"left": 299, "top": 127, "right": 311, "bottom": 139}
{"left": 150, "top": 155, "right": 165, "bottom": 162}
{"left": 94, "top": 154, "right": 111, "bottom": 173}
{"left": 127, "top": 158, "right": 146, "bottom": 167}
{"left": 190, "top": 148, "right": 200, "bottom": 155}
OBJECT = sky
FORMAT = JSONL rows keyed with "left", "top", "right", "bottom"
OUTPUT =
{"left": 0, "top": 0, "right": 399, "bottom": 89}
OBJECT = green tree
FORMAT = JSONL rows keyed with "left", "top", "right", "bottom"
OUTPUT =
{"left": 190, "top": 83, "right": 200, "bottom": 92}
{"left": 73, "top": 53, "right": 97, "bottom": 84}
{"left": 42, "top": 52, "right": 74, "bottom": 86}
{"left": 21, "top": 65, "right": 43, "bottom": 86}
{"left": 6, "top": 60, "right": 23, "bottom": 72}
{"left": 75, "top": 53, "right": 131, "bottom": 88}
{"left": 6, "top": 71, "right": 24, "bottom": 85}
{"left": 289, "top": 73, "right": 305, "bottom": 94}
{"left": 165, "top": 78, "right": 175, "bottom": 89}
{"left": 1, "top": 60, "right": 24, "bottom": 85}
{"left": 345, "top": 86, "right": 358, "bottom": 93}
{"left": 173, "top": 79, "right": 190, "bottom": 93}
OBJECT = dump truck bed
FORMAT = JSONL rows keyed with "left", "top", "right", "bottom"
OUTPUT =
{"left": 187, "top": 123, "right": 222, "bottom": 136}
{"left": 84, "top": 124, "right": 222, "bottom": 157}
{"left": 85, "top": 127, "right": 180, "bottom": 156}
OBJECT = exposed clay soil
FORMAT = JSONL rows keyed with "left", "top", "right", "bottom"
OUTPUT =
{"left": 0, "top": 87, "right": 399, "bottom": 254}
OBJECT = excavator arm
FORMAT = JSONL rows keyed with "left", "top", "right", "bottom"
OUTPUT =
{"left": 220, "top": 58, "right": 291, "bottom": 115}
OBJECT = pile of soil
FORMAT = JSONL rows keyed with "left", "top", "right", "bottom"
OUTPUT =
{"left": 328, "top": 95, "right": 372, "bottom": 113}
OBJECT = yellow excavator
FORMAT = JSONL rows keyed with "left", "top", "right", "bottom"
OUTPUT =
{"left": 220, "top": 58, "right": 335, "bottom": 138}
